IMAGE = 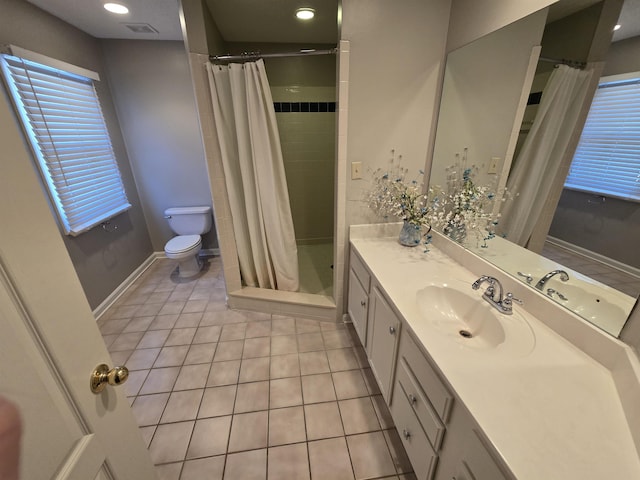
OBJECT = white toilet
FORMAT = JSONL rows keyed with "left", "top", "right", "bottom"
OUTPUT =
{"left": 164, "top": 206, "right": 212, "bottom": 278}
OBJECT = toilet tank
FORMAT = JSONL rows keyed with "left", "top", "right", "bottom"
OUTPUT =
{"left": 164, "top": 206, "right": 212, "bottom": 235}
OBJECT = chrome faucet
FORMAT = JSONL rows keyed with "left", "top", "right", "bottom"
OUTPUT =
{"left": 535, "top": 270, "right": 569, "bottom": 291}
{"left": 472, "top": 275, "right": 522, "bottom": 315}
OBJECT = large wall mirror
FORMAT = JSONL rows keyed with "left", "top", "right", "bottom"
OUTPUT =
{"left": 429, "top": 0, "right": 638, "bottom": 338}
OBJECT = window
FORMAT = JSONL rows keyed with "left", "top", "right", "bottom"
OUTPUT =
{"left": 564, "top": 73, "right": 640, "bottom": 202}
{"left": 0, "top": 47, "right": 130, "bottom": 235}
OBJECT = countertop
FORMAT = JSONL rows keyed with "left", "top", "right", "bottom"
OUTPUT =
{"left": 350, "top": 233, "right": 640, "bottom": 479}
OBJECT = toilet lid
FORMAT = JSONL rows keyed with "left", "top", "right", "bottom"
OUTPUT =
{"left": 165, "top": 235, "right": 201, "bottom": 254}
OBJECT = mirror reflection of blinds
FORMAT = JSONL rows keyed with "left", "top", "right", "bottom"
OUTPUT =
{"left": 0, "top": 53, "right": 131, "bottom": 235}
{"left": 564, "top": 77, "right": 640, "bottom": 202}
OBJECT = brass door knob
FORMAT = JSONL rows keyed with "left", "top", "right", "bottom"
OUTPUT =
{"left": 90, "top": 363, "right": 129, "bottom": 394}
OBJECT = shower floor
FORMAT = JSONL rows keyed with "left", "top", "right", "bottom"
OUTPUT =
{"left": 297, "top": 242, "right": 334, "bottom": 297}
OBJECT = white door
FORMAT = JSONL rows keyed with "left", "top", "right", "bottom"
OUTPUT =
{"left": 0, "top": 83, "right": 156, "bottom": 479}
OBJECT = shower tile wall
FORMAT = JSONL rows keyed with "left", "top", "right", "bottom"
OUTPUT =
{"left": 271, "top": 85, "right": 336, "bottom": 245}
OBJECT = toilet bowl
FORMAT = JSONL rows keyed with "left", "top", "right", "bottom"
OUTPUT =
{"left": 163, "top": 206, "right": 212, "bottom": 278}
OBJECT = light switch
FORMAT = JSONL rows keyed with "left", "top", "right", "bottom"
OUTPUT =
{"left": 351, "top": 161, "right": 363, "bottom": 180}
{"left": 488, "top": 157, "right": 500, "bottom": 174}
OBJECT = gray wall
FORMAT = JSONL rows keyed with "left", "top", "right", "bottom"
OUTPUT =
{"left": 0, "top": 0, "right": 153, "bottom": 309}
{"left": 549, "top": 33, "right": 640, "bottom": 268}
{"left": 101, "top": 39, "right": 217, "bottom": 252}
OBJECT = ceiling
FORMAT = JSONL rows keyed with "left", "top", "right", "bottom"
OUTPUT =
{"left": 25, "top": 0, "right": 640, "bottom": 44}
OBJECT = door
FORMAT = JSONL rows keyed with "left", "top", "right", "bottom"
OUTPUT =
{"left": 0, "top": 90, "right": 156, "bottom": 479}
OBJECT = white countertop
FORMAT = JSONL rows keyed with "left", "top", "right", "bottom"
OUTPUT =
{"left": 350, "top": 233, "right": 640, "bottom": 479}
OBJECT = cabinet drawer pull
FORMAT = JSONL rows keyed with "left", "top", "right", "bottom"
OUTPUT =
{"left": 360, "top": 300, "right": 366, "bottom": 307}
{"left": 402, "top": 428, "right": 411, "bottom": 440}
{"left": 408, "top": 393, "right": 417, "bottom": 405}
{"left": 389, "top": 326, "right": 396, "bottom": 335}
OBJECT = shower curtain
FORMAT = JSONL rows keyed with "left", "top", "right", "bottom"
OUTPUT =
{"left": 499, "top": 64, "right": 593, "bottom": 246}
{"left": 207, "top": 59, "right": 299, "bottom": 291}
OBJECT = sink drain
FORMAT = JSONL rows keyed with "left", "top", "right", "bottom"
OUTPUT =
{"left": 459, "top": 329, "right": 473, "bottom": 339}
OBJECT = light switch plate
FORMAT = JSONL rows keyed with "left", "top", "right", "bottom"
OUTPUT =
{"left": 351, "top": 161, "right": 363, "bottom": 179}
{"left": 488, "top": 157, "right": 500, "bottom": 174}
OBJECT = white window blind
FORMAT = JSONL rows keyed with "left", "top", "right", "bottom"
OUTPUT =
{"left": 0, "top": 52, "right": 131, "bottom": 235}
{"left": 564, "top": 75, "right": 640, "bottom": 202}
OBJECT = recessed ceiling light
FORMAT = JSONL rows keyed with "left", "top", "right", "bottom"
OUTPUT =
{"left": 613, "top": 24, "right": 621, "bottom": 31}
{"left": 296, "top": 8, "right": 315, "bottom": 20}
{"left": 104, "top": 3, "right": 129, "bottom": 15}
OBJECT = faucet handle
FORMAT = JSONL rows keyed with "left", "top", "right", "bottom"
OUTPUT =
{"left": 503, "top": 292, "right": 523, "bottom": 306}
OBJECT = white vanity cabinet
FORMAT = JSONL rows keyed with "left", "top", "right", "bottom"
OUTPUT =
{"left": 347, "top": 250, "right": 370, "bottom": 347}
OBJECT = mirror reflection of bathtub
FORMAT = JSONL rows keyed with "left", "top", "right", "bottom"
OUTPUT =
{"left": 428, "top": 0, "right": 639, "bottom": 337}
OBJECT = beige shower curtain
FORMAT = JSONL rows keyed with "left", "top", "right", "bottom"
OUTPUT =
{"left": 207, "top": 59, "right": 299, "bottom": 291}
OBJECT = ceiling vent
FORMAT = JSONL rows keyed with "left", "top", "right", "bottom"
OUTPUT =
{"left": 122, "top": 23, "right": 159, "bottom": 34}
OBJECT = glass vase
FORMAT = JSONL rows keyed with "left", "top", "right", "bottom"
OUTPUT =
{"left": 399, "top": 221, "right": 422, "bottom": 247}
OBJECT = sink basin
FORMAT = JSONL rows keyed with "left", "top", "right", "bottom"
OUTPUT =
{"left": 416, "top": 280, "right": 535, "bottom": 357}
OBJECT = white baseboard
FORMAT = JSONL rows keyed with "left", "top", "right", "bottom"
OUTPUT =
{"left": 547, "top": 236, "right": 640, "bottom": 279}
{"left": 92, "top": 253, "right": 161, "bottom": 320}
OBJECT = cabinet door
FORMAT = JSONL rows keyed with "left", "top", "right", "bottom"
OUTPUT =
{"left": 368, "top": 285, "right": 401, "bottom": 402}
{"left": 348, "top": 269, "right": 369, "bottom": 347}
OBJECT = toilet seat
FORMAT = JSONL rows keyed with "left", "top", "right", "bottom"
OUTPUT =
{"left": 165, "top": 235, "right": 201, "bottom": 255}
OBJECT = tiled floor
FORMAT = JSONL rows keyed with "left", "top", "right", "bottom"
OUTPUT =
{"left": 98, "top": 257, "right": 414, "bottom": 480}
{"left": 542, "top": 241, "right": 640, "bottom": 298}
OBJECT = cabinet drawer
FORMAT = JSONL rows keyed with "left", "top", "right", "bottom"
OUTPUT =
{"left": 399, "top": 332, "right": 453, "bottom": 423}
{"left": 350, "top": 248, "right": 370, "bottom": 293}
{"left": 390, "top": 380, "right": 439, "bottom": 480}
{"left": 396, "top": 357, "right": 445, "bottom": 451}
{"left": 348, "top": 269, "right": 368, "bottom": 347}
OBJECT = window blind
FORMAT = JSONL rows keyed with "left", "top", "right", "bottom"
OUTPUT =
{"left": 564, "top": 76, "right": 640, "bottom": 202}
{"left": 0, "top": 52, "right": 131, "bottom": 235}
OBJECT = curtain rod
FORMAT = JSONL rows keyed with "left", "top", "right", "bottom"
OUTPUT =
{"left": 538, "top": 56, "right": 586, "bottom": 69}
{"left": 209, "top": 47, "right": 337, "bottom": 63}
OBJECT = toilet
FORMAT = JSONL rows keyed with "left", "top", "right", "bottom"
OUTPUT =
{"left": 164, "top": 206, "right": 212, "bottom": 278}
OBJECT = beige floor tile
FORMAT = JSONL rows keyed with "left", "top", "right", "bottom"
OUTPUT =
{"left": 184, "top": 343, "right": 217, "bottom": 365}
{"left": 234, "top": 381, "right": 269, "bottom": 413}
{"left": 160, "top": 389, "right": 203, "bottom": 423}
{"left": 126, "top": 348, "right": 161, "bottom": 370}
{"left": 109, "top": 350, "right": 131, "bottom": 365}
{"left": 207, "top": 359, "right": 241, "bottom": 386}
{"left": 182, "top": 299, "right": 208, "bottom": 313}
{"left": 99, "top": 318, "right": 130, "bottom": 335}
{"left": 327, "top": 348, "right": 360, "bottom": 372}
{"left": 123, "top": 369, "right": 148, "bottom": 397}
{"left": 270, "top": 377, "right": 303, "bottom": 408}
{"left": 347, "top": 431, "right": 397, "bottom": 479}
{"left": 296, "top": 318, "right": 321, "bottom": 333}
{"left": 159, "top": 301, "right": 185, "bottom": 316}
{"left": 268, "top": 443, "right": 310, "bottom": 480}
{"left": 131, "top": 393, "right": 170, "bottom": 426}
{"left": 301, "top": 373, "right": 336, "bottom": 404}
{"left": 243, "top": 337, "right": 270, "bottom": 358}
{"left": 323, "top": 329, "right": 355, "bottom": 349}
{"left": 109, "top": 304, "right": 140, "bottom": 319}
{"left": 186, "top": 416, "right": 231, "bottom": 459}
{"left": 101, "top": 334, "right": 118, "bottom": 349}
{"left": 123, "top": 316, "right": 155, "bottom": 333}
{"left": 297, "top": 333, "right": 325, "bottom": 352}
{"left": 371, "top": 394, "right": 395, "bottom": 430}
{"left": 198, "top": 385, "right": 237, "bottom": 418}
{"left": 138, "top": 329, "right": 170, "bottom": 349}
{"left": 304, "top": 402, "right": 344, "bottom": 440}
{"left": 138, "top": 425, "right": 156, "bottom": 448}
{"left": 155, "top": 462, "right": 182, "bottom": 480}
{"left": 308, "top": 437, "right": 354, "bottom": 480}
{"left": 110, "top": 332, "right": 144, "bottom": 351}
{"left": 245, "top": 320, "right": 271, "bottom": 338}
{"left": 139, "top": 367, "right": 180, "bottom": 395}
{"left": 148, "top": 421, "right": 194, "bottom": 464}
{"left": 136, "top": 303, "right": 165, "bottom": 317}
{"left": 149, "top": 314, "right": 179, "bottom": 330}
{"left": 239, "top": 357, "right": 270, "bottom": 383}
{"left": 220, "top": 323, "right": 248, "bottom": 341}
{"left": 194, "top": 325, "right": 222, "bottom": 344}
{"left": 271, "top": 316, "right": 296, "bottom": 335}
{"left": 383, "top": 429, "right": 413, "bottom": 474}
{"left": 339, "top": 397, "right": 381, "bottom": 435}
{"left": 175, "top": 312, "right": 203, "bottom": 328}
{"left": 228, "top": 411, "right": 268, "bottom": 452}
{"left": 165, "top": 328, "right": 197, "bottom": 346}
{"left": 333, "top": 370, "right": 369, "bottom": 399}
{"left": 270, "top": 353, "right": 300, "bottom": 379}
{"left": 224, "top": 449, "right": 267, "bottom": 480}
{"left": 271, "top": 335, "right": 298, "bottom": 355}
{"left": 181, "top": 455, "right": 224, "bottom": 480}
{"left": 268, "top": 406, "right": 306, "bottom": 446}
{"left": 299, "top": 351, "right": 330, "bottom": 375}
{"left": 213, "top": 340, "right": 244, "bottom": 361}
{"left": 174, "top": 364, "right": 210, "bottom": 391}
{"left": 154, "top": 345, "right": 189, "bottom": 368}
{"left": 145, "top": 291, "right": 171, "bottom": 305}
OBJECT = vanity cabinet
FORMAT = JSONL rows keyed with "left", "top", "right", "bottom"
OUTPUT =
{"left": 347, "top": 250, "right": 370, "bottom": 347}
